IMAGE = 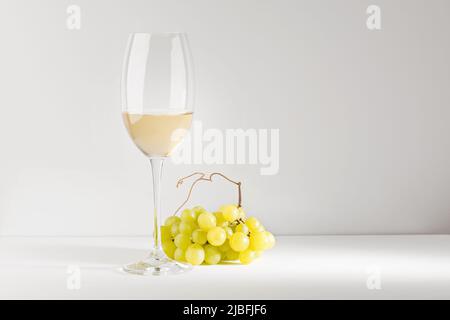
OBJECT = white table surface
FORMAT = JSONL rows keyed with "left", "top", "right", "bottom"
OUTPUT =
{"left": 0, "top": 235, "right": 449, "bottom": 299}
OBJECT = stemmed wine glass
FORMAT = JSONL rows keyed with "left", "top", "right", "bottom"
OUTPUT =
{"left": 121, "top": 33, "right": 194, "bottom": 275}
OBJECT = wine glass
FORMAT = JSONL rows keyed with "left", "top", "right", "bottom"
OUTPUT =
{"left": 121, "top": 33, "right": 194, "bottom": 275}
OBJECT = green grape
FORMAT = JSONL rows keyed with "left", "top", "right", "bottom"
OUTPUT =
{"left": 249, "top": 231, "right": 268, "bottom": 251}
{"left": 225, "top": 249, "right": 240, "bottom": 261}
{"left": 192, "top": 229, "right": 207, "bottom": 245}
{"left": 254, "top": 250, "right": 263, "bottom": 258}
{"left": 160, "top": 225, "right": 172, "bottom": 242}
{"left": 170, "top": 222, "right": 180, "bottom": 236}
{"left": 235, "top": 223, "right": 249, "bottom": 235}
{"left": 204, "top": 245, "right": 222, "bottom": 265}
{"left": 192, "top": 206, "right": 206, "bottom": 220}
{"left": 164, "top": 216, "right": 181, "bottom": 227}
{"left": 223, "top": 226, "right": 233, "bottom": 239}
{"left": 181, "top": 209, "right": 196, "bottom": 223}
{"left": 198, "top": 212, "right": 216, "bottom": 231}
{"left": 219, "top": 240, "right": 231, "bottom": 252}
{"left": 162, "top": 240, "right": 176, "bottom": 259}
{"left": 192, "top": 205, "right": 206, "bottom": 214}
{"left": 207, "top": 227, "right": 227, "bottom": 246}
{"left": 256, "top": 224, "right": 266, "bottom": 232}
{"left": 238, "top": 207, "right": 246, "bottom": 219}
{"left": 174, "top": 233, "right": 191, "bottom": 250}
{"left": 220, "top": 204, "right": 239, "bottom": 222}
{"left": 239, "top": 249, "right": 256, "bottom": 264}
{"left": 179, "top": 221, "right": 194, "bottom": 235}
{"left": 214, "top": 212, "right": 229, "bottom": 227}
{"left": 185, "top": 244, "right": 205, "bottom": 265}
{"left": 264, "top": 231, "right": 275, "bottom": 249}
{"left": 245, "top": 217, "right": 261, "bottom": 232}
{"left": 229, "top": 232, "right": 250, "bottom": 252}
{"left": 174, "top": 248, "right": 186, "bottom": 262}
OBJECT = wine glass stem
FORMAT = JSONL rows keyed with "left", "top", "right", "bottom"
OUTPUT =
{"left": 149, "top": 157, "right": 164, "bottom": 251}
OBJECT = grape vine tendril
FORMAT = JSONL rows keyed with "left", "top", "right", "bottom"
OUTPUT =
{"left": 173, "top": 172, "right": 242, "bottom": 216}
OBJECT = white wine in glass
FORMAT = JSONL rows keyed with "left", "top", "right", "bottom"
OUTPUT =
{"left": 122, "top": 112, "right": 193, "bottom": 157}
{"left": 121, "top": 33, "right": 194, "bottom": 275}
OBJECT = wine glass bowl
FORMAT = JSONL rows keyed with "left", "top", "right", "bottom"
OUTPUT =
{"left": 121, "top": 33, "right": 194, "bottom": 275}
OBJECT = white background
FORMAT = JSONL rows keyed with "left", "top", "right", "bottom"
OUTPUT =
{"left": 1, "top": 0, "right": 450, "bottom": 236}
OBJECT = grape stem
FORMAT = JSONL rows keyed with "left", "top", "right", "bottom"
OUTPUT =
{"left": 173, "top": 172, "right": 242, "bottom": 216}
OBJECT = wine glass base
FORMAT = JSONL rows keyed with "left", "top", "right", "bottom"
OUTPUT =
{"left": 122, "top": 248, "right": 192, "bottom": 276}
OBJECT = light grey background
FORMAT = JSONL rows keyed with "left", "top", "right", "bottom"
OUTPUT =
{"left": 0, "top": 0, "right": 449, "bottom": 236}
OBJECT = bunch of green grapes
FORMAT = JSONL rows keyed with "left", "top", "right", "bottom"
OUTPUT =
{"left": 161, "top": 205, "right": 275, "bottom": 265}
